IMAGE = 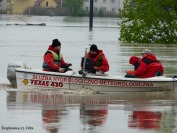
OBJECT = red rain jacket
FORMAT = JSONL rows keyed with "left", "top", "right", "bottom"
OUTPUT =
{"left": 133, "top": 54, "right": 164, "bottom": 78}
{"left": 43, "top": 45, "right": 68, "bottom": 71}
{"left": 87, "top": 49, "right": 109, "bottom": 72}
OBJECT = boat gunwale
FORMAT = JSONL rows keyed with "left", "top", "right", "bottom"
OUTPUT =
{"left": 15, "top": 68, "right": 177, "bottom": 83}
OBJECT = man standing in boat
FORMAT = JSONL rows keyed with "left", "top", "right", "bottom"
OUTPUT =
{"left": 125, "top": 49, "right": 164, "bottom": 78}
{"left": 82, "top": 44, "right": 109, "bottom": 74}
{"left": 42, "top": 39, "right": 72, "bottom": 72}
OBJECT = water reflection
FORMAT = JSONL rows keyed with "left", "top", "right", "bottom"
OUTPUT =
{"left": 4, "top": 90, "right": 177, "bottom": 133}
{"left": 128, "top": 111, "right": 162, "bottom": 129}
{"left": 128, "top": 109, "right": 176, "bottom": 132}
{"left": 42, "top": 110, "right": 63, "bottom": 133}
{"left": 31, "top": 92, "right": 67, "bottom": 133}
{"left": 125, "top": 97, "right": 176, "bottom": 132}
{"left": 80, "top": 103, "right": 108, "bottom": 127}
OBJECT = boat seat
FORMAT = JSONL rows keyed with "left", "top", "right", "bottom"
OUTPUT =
{"left": 154, "top": 71, "right": 162, "bottom": 77}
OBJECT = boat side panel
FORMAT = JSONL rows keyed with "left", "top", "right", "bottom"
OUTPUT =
{"left": 16, "top": 69, "right": 176, "bottom": 92}
{"left": 16, "top": 71, "right": 71, "bottom": 90}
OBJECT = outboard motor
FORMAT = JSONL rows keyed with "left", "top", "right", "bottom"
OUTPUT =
{"left": 7, "top": 61, "right": 28, "bottom": 88}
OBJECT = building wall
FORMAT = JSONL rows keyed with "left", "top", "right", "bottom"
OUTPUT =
{"left": 84, "top": 0, "right": 124, "bottom": 15}
{"left": 6, "top": 0, "right": 57, "bottom": 14}
{"left": 40, "top": 0, "right": 57, "bottom": 8}
{"left": 6, "top": 0, "right": 34, "bottom": 14}
{"left": 5, "top": 0, "right": 124, "bottom": 15}
{"left": 0, "top": 0, "right": 7, "bottom": 11}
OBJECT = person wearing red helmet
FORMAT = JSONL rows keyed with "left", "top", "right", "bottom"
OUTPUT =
{"left": 125, "top": 49, "right": 164, "bottom": 78}
{"left": 125, "top": 56, "right": 141, "bottom": 77}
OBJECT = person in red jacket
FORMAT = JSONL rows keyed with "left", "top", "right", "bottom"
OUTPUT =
{"left": 125, "top": 49, "right": 164, "bottom": 78}
{"left": 125, "top": 56, "right": 141, "bottom": 75}
{"left": 42, "top": 39, "right": 72, "bottom": 72}
{"left": 85, "top": 44, "right": 109, "bottom": 73}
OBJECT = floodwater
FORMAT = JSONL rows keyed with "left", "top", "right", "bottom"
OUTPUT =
{"left": 0, "top": 15, "right": 177, "bottom": 133}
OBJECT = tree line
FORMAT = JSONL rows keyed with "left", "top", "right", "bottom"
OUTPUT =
{"left": 119, "top": 0, "right": 177, "bottom": 44}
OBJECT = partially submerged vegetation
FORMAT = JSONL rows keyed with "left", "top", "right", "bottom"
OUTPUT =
{"left": 119, "top": 0, "right": 177, "bottom": 44}
{"left": 120, "top": 42, "right": 177, "bottom": 47}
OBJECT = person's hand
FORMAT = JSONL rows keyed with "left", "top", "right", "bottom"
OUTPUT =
{"left": 62, "top": 63, "right": 72, "bottom": 68}
{"left": 126, "top": 70, "right": 134, "bottom": 74}
{"left": 58, "top": 68, "right": 65, "bottom": 73}
{"left": 94, "top": 66, "right": 97, "bottom": 70}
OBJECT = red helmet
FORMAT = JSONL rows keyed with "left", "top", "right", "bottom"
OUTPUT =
{"left": 129, "top": 56, "right": 139, "bottom": 65}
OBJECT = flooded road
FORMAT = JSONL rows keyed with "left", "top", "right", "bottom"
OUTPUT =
{"left": 1, "top": 15, "right": 177, "bottom": 84}
{"left": 0, "top": 15, "right": 177, "bottom": 133}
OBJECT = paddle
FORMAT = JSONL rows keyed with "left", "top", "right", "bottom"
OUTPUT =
{"left": 81, "top": 46, "right": 89, "bottom": 87}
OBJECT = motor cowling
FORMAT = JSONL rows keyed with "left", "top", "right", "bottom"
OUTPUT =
{"left": 7, "top": 61, "right": 28, "bottom": 88}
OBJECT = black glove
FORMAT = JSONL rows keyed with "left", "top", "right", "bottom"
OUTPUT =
{"left": 63, "top": 63, "right": 72, "bottom": 68}
{"left": 67, "top": 63, "right": 72, "bottom": 66}
{"left": 63, "top": 63, "right": 72, "bottom": 72}
{"left": 78, "top": 70, "right": 83, "bottom": 74}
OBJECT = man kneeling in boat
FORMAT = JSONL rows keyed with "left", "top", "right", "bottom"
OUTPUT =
{"left": 79, "top": 44, "right": 109, "bottom": 75}
{"left": 125, "top": 56, "right": 141, "bottom": 75}
{"left": 125, "top": 49, "right": 164, "bottom": 78}
{"left": 42, "top": 39, "right": 72, "bottom": 72}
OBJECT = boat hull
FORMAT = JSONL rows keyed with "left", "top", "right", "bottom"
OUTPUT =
{"left": 15, "top": 68, "right": 177, "bottom": 93}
